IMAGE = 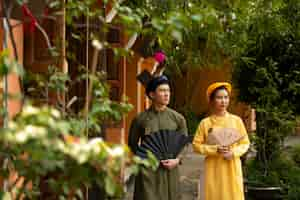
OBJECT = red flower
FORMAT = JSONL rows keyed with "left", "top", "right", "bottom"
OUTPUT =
{"left": 154, "top": 51, "right": 166, "bottom": 64}
{"left": 21, "top": 4, "right": 38, "bottom": 33}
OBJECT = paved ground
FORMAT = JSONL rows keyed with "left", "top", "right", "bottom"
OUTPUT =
{"left": 178, "top": 146, "right": 204, "bottom": 200}
{"left": 285, "top": 135, "right": 300, "bottom": 147}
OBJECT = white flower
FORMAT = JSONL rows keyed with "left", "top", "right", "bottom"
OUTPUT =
{"left": 77, "top": 154, "right": 89, "bottom": 164}
{"left": 231, "top": 13, "right": 237, "bottom": 20}
{"left": 8, "top": 121, "right": 17, "bottom": 129}
{"left": 109, "top": 146, "right": 124, "bottom": 157}
{"left": 92, "top": 40, "right": 103, "bottom": 50}
{"left": 50, "top": 109, "right": 61, "bottom": 118}
{"left": 23, "top": 106, "right": 39, "bottom": 115}
{"left": 64, "top": 138, "right": 92, "bottom": 164}
{"left": 56, "top": 140, "right": 67, "bottom": 152}
{"left": 88, "top": 137, "right": 103, "bottom": 154}
{"left": 89, "top": 137, "right": 103, "bottom": 144}
{"left": 81, "top": 143, "right": 93, "bottom": 152}
{"left": 70, "top": 144, "right": 90, "bottom": 164}
{"left": 25, "top": 125, "right": 47, "bottom": 138}
{"left": 15, "top": 131, "right": 28, "bottom": 143}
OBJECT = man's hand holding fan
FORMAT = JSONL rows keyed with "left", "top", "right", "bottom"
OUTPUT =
{"left": 206, "top": 128, "right": 244, "bottom": 160}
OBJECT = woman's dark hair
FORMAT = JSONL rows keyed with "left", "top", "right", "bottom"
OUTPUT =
{"left": 209, "top": 86, "right": 229, "bottom": 101}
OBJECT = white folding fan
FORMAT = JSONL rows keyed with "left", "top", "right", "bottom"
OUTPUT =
{"left": 206, "top": 128, "right": 244, "bottom": 146}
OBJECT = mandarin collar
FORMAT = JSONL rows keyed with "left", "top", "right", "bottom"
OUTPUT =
{"left": 211, "top": 111, "right": 228, "bottom": 119}
{"left": 149, "top": 105, "right": 168, "bottom": 114}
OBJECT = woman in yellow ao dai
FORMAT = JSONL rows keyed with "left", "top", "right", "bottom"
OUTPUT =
{"left": 193, "top": 82, "right": 250, "bottom": 200}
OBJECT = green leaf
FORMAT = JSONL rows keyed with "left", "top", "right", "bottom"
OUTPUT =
{"left": 152, "top": 18, "right": 165, "bottom": 31}
{"left": 191, "top": 14, "right": 203, "bottom": 22}
{"left": 49, "top": 1, "right": 61, "bottom": 9}
{"left": 171, "top": 30, "right": 183, "bottom": 42}
{"left": 105, "top": 176, "right": 117, "bottom": 196}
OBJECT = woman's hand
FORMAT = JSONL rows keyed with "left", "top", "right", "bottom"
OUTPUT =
{"left": 217, "top": 146, "right": 230, "bottom": 154}
{"left": 218, "top": 146, "right": 234, "bottom": 160}
{"left": 161, "top": 158, "right": 180, "bottom": 170}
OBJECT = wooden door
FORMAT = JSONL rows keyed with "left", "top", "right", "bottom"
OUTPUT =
{"left": 103, "top": 26, "right": 127, "bottom": 144}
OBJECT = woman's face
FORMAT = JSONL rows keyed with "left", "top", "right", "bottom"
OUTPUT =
{"left": 211, "top": 88, "right": 230, "bottom": 112}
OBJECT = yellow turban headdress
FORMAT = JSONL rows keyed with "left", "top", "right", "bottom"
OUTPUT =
{"left": 206, "top": 82, "right": 232, "bottom": 102}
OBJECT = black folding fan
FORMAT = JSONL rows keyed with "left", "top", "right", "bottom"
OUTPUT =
{"left": 136, "top": 130, "right": 192, "bottom": 160}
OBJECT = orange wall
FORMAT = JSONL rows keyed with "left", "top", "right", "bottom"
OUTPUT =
{"left": 173, "top": 60, "right": 255, "bottom": 132}
{"left": 124, "top": 55, "right": 139, "bottom": 143}
{"left": 0, "top": 18, "right": 23, "bottom": 120}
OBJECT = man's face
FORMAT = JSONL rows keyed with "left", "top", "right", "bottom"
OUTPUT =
{"left": 149, "top": 84, "right": 170, "bottom": 106}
